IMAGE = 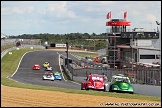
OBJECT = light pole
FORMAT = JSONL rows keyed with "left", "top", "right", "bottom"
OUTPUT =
{"left": 132, "top": 29, "right": 134, "bottom": 71}
{"left": 72, "top": 62, "right": 74, "bottom": 80}
{"left": 113, "top": 33, "right": 116, "bottom": 70}
{"left": 66, "top": 42, "right": 69, "bottom": 68}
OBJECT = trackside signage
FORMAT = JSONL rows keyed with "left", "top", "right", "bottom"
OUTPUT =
{"left": 55, "top": 44, "right": 66, "bottom": 47}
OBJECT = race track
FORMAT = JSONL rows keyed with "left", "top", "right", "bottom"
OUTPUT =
{"left": 10, "top": 50, "right": 80, "bottom": 90}
{"left": 2, "top": 49, "right": 161, "bottom": 107}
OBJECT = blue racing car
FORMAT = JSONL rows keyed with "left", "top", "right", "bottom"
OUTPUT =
{"left": 53, "top": 71, "right": 62, "bottom": 81}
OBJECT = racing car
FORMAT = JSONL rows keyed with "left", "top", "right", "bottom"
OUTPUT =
{"left": 108, "top": 74, "right": 134, "bottom": 94}
{"left": 53, "top": 71, "right": 62, "bottom": 81}
{"left": 45, "top": 66, "right": 52, "bottom": 71}
{"left": 81, "top": 74, "right": 105, "bottom": 90}
{"left": 43, "top": 62, "right": 50, "bottom": 68}
{"left": 42, "top": 71, "right": 54, "bottom": 81}
{"left": 33, "top": 64, "right": 40, "bottom": 70}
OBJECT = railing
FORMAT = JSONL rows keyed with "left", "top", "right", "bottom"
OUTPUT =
{"left": 1, "top": 45, "right": 44, "bottom": 59}
{"left": 67, "top": 58, "right": 161, "bottom": 86}
{"left": 1, "top": 39, "right": 17, "bottom": 46}
{"left": 1, "top": 38, "right": 42, "bottom": 46}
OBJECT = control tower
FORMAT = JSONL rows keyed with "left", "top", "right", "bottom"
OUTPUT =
{"left": 106, "top": 11, "right": 131, "bottom": 69}
{"left": 106, "top": 12, "right": 160, "bottom": 69}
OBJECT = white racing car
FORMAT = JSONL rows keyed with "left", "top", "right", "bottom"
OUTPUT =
{"left": 42, "top": 71, "right": 54, "bottom": 81}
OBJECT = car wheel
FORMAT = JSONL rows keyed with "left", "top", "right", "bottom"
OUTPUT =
{"left": 130, "top": 92, "right": 134, "bottom": 94}
{"left": 109, "top": 85, "right": 112, "bottom": 92}
{"left": 85, "top": 84, "right": 89, "bottom": 90}
{"left": 81, "top": 84, "right": 83, "bottom": 90}
{"left": 103, "top": 85, "right": 106, "bottom": 92}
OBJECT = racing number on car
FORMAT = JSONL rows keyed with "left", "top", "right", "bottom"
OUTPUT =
{"left": 92, "top": 77, "right": 102, "bottom": 81}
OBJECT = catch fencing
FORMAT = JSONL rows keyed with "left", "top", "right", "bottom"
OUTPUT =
{"left": 1, "top": 39, "right": 17, "bottom": 46}
{"left": 67, "top": 59, "right": 161, "bottom": 86}
{"left": 1, "top": 38, "right": 42, "bottom": 46}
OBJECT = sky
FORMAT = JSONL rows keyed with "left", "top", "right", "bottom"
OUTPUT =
{"left": 1, "top": 1, "right": 161, "bottom": 36}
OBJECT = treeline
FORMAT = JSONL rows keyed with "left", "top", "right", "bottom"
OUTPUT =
{"left": 9, "top": 32, "right": 108, "bottom": 49}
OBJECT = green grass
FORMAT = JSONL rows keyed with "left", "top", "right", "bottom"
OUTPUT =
{"left": 1, "top": 45, "right": 15, "bottom": 53}
{"left": 1, "top": 46, "right": 161, "bottom": 102}
{"left": 74, "top": 53, "right": 98, "bottom": 58}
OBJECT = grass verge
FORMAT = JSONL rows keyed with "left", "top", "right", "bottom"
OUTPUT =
{"left": 1, "top": 45, "right": 15, "bottom": 53}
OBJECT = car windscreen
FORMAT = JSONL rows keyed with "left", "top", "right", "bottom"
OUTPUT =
{"left": 46, "top": 74, "right": 53, "bottom": 77}
{"left": 54, "top": 73, "right": 61, "bottom": 76}
{"left": 54, "top": 74, "right": 60, "bottom": 76}
{"left": 117, "top": 78, "right": 129, "bottom": 82}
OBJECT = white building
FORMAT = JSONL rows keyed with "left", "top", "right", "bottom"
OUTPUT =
{"left": 131, "top": 25, "right": 161, "bottom": 65}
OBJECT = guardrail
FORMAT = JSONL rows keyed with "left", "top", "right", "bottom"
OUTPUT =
{"left": 1, "top": 47, "right": 17, "bottom": 59}
{"left": 1, "top": 45, "right": 44, "bottom": 59}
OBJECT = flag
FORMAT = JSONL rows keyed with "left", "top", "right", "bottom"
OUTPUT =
{"left": 124, "top": 11, "right": 127, "bottom": 19}
{"left": 106, "top": 11, "right": 111, "bottom": 19}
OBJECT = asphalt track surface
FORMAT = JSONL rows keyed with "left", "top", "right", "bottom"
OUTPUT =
{"left": 10, "top": 50, "right": 81, "bottom": 90}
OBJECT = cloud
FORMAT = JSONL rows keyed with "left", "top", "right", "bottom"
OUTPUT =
{"left": 1, "top": 1, "right": 161, "bottom": 36}
{"left": 13, "top": 7, "right": 23, "bottom": 14}
{"left": 1, "top": 1, "right": 38, "bottom": 15}
{"left": 45, "top": 1, "right": 76, "bottom": 18}
{"left": 146, "top": 14, "right": 157, "bottom": 22}
{"left": 1, "top": 5, "right": 35, "bottom": 15}
{"left": 26, "top": 6, "right": 35, "bottom": 13}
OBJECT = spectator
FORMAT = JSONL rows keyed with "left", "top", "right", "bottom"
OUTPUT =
{"left": 159, "top": 81, "right": 161, "bottom": 86}
{"left": 153, "top": 79, "right": 157, "bottom": 85}
{"left": 104, "top": 75, "right": 108, "bottom": 81}
{"left": 130, "top": 77, "right": 136, "bottom": 84}
{"left": 86, "top": 71, "right": 88, "bottom": 80}
{"left": 147, "top": 77, "right": 151, "bottom": 84}
{"left": 149, "top": 78, "right": 156, "bottom": 85}
{"left": 102, "top": 73, "right": 107, "bottom": 81}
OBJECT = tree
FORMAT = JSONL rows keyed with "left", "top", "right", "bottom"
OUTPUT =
{"left": 91, "top": 32, "right": 96, "bottom": 36}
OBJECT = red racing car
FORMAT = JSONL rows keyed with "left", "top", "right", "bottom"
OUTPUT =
{"left": 33, "top": 64, "right": 40, "bottom": 70}
{"left": 81, "top": 74, "right": 105, "bottom": 90}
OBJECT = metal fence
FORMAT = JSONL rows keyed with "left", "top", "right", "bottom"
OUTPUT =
{"left": 1, "top": 38, "right": 42, "bottom": 46}
{"left": 67, "top": 59, "right": 161, "bottom": 86}
{"left": 1, "top": 39, "right": 17, "bottom": 46}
